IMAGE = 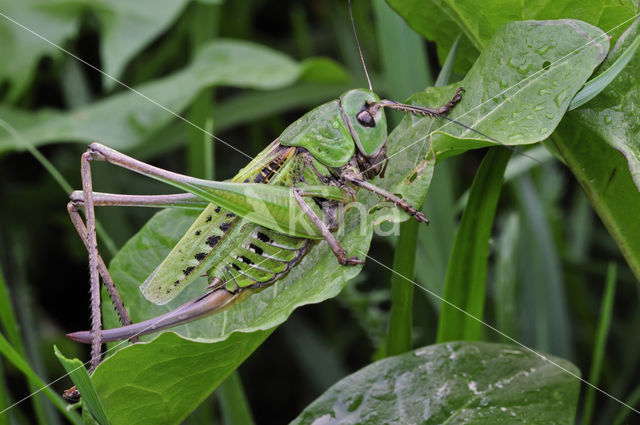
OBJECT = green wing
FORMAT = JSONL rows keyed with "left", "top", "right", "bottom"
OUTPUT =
{"left": 140, "top": 144, "right": 297, "bottom": 305}
{"left": 140, "top": 203, "right": 238, "bottom": 304}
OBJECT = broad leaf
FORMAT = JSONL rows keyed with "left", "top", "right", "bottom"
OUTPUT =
{"left": 399, "top": 20, "right": 609, "bottom": 160}
{"left": 385, "top": 0, "right": 636, "bottom": 74}
{"left": 0, "top": 0, "right": 190, "bottom": 101}
{"left": 550, "top": 20, "right": 640, "bottom": 282}
{"left": 291, "top": 342, "right": 581, "bottom": 424}
{"left": 92, "top": 0, "right": 190, "bottom": 87}
{"left": 0, "top": 41, "right": 338, "bottom": 154}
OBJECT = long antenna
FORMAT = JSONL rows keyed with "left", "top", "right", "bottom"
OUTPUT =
{"left": 348, "top": 0, "right": 373, "bottom": 90}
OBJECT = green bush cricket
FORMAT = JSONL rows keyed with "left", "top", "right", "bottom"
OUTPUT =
{"left": 65, "top": 85, "right": 472, "bottom": 370}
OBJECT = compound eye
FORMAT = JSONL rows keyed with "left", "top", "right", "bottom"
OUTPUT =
{"left": 356, "top": 109, "right": 375, "bottom": 128}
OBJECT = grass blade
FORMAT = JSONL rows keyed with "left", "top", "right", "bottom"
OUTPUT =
{"left": 0, "top": 335, "right": 82, "bottom": 424}
{"left": 436, "top": 148, "right": 511, "bottom": 342}
{"left": 217, "top": 372, "right": 255, "bottom": 425}
{"left": 494, "top": 213, "right": 520, "bottom": 340}
{"left": 54, "top": 347, "right": 109, "bottom": 425}
{"left": 513, "top": 175, "right": 572, "bottom": 358}
{"left": 569, "top": 28, "right": 640, "bottom": 110}
{"left": 581, "top": 263, "right": 617, "bottom": 425}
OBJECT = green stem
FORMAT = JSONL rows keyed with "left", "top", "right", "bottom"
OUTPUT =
{"left": 217, "top": 372, "right": 255, "bottom": 425}
{"left": 187, "top": 2, "right": 218, "bottom": 180}
{"left": 436, "top": 148, "right": 511, "bottom": 343}
{"left": 385, "top": 219, "right": 418, "bottom": 356}
{"left": 581, "top": 263, "right": 617, "bottom": 425}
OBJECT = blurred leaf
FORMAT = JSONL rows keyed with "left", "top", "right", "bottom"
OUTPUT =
{"left": 282, "top": 317, "right": 348, "bottom": 393}
{"left": 298, "top": 57, "right": 351, "bottom": 84}
{"left": 217, "top": 372, "right": 255, "bottom": 425}
{"left": 0, "top": 40, "right": 350, "bottom": 153}
{"left": 0, "top": 0, "right": 82, "bottom": 101}
{"left": 415, "top": 158, "right": 456, "bottom": 310}
{"left": 0, "top": 0, "right": 191, "bottom": 100}
{"left": 385, "top": 0, "right": 636, "bottom": 74}
{"left": 580, "top": 263, "right": 616, "bottom": 425}
{"left": 92, "top": 0, "right": 191, "bottom": 88}
{"left": 514, "top": 176, "right": 572, "bottom": 358}
{"left": 494, "top": 213, "right": 520, "bottom": 340}
{"left": 436, "top": 148, "right": 511, "bottom": 342}
{"left": 291, "top": 341, "right": 581, "bottom": 424}
{"left": 0, "top": 334, "right": 82, "bottom": 424}
{"left": 0, "top": 40, "right": 303, "bottom": 153}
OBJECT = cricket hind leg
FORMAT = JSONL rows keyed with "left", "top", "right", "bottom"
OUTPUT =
{"left": 341, "top": 174, "right": 430, "bottom": 225}
{"left": 67, "top": 192, "right": 206, "bottom": 331}
{"left": 72, "top": 145, "right": 212, "bottom": 370}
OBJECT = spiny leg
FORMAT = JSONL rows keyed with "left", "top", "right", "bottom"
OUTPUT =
{"left": 79, "top": 150, "right": 102, "bottom": 371}
{"left": 292, "top": 189, "right": 363, "bottom": 266}
{"left": 341, "top": 174, "right": 430, "bottom": 224}
{"left": 67, "top": 201, "right": 133, "bottom": 334}
{"left": 75, "top": 146, "right": 212, "bottom": 370}
{"left": 67, "top": 192, "right": 206, "bottom": 343}
{"left": 378, "top": 87, "right": 465, "bottom": 117}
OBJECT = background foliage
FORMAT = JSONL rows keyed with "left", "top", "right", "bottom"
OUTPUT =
{"left": 0, "top": 0, "right": 638, "bottom": 424}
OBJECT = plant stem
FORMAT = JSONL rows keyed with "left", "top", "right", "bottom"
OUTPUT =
{"left": 385, "top": 219, "right": 418, "bottom": 356}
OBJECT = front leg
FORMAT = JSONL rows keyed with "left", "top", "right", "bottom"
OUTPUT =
{"left": 341, "top": 174, "right": 430, "bottom": 224}
{"left": 292, "top": 189, "right": 363, "bottom": 266}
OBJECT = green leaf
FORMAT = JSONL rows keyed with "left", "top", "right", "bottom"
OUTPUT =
{"left": 560, "top": 19, "right": 640, "bottom": 189}
{"left": 0, "top": 40, "right": 302, "bottom": 153}
{"left": 0, "top": 0, "right": 191, "bottom": 100}
{"left": 551, "top": 20, "right": 640, "bottom": 282}
{"left": 290, "top": 341, "right": 581, "bottom": 424}
{"left": 54, "top": 346, "right": 110, "bottom": 425}
{"left": 92, "top": 0, "right": 191, "bottom": 87}
{"left": 0, "top": 0, "right": 82, "bottom": 101}
{"left": 436, "top": 148, "right": 511, "bottom": 343}
{"left": 580, "top": 263, "right": 617, "bottom": 425}
{"left": 569, "top": 28, "right": 640, "bottom": 110}
{"left": 385, "top": 0, "right": 636, "bottom": 74}
{"left": 0, "top": 335, "right": 82, "bottom": 425}
{"left": 92, "top": 331, "right": 269, "bottom": 425}
{"left": 403, "top": 20, "right": 609, "bottom": 160}
{"left": 513, "top": 175, "right": 572, "bottom": 358}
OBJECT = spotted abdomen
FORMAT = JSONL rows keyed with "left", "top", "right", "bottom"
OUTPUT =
{"left": 212, "top": 226, "right": 310, "bottom": 293}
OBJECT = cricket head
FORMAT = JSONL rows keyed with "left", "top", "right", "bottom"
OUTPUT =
{"left": 340, "top": 89, "right": 388, "bottom": 178}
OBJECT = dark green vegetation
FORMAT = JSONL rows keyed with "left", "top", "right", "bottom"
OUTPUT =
{"left": 0, "top": 1, "right": 639, "bottom": 424}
